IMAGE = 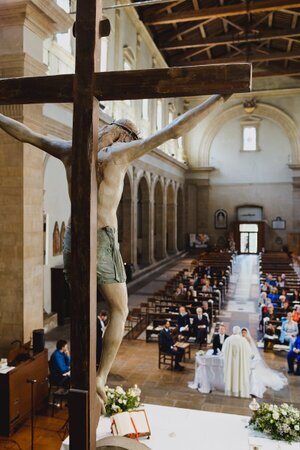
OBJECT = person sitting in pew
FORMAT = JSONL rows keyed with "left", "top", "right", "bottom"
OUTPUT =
{"left": 212, "top": 324, "right": 228, "bottom": 355}
{"left": 280, "top": 297, "right": 292, "bottom": 315}
{"left": 287, "top": 332, "right": 300, "bottom": 375}
{"left": 268, "top": 287, "right": 279, "bottom": 305}
{"left": 177, "top": 306, "right": 191, "bottom": 341}
{"left": 280, "top": 312, "right": 298, "bottom": 346}
{"left": 193, "top": 307, "right": 209, "bottom": 348}
{"left": 49, "top": 340, "right": 71, "bottom": 388}
{"left": 267, "top": 274, "right": 277, "bottom": 287}
{"left": 159, "top": 320, "right": 184, "bottom": 371}
{"left": 202, "top": 279, "right": 212, "bottom": 293}
{"left": 202, "top": 300, "right": 212, "bottom": 323}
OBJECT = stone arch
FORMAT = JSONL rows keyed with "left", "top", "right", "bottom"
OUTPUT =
{"left": 177, "top": 186, "right": 185, "bottom": 251}
{"left": 154, "top": 179, "right": 164, "bottom": 260}
{"left": 166, "top": 183, "right": 176, "bottom": 254}
{"left": 117, "top": 172, "right": 133, "bottom": 263}
{"left": 137, "top": 176, "right": 150, "bottom": 267}
{"left": 198, "top": 103, "right": 300, "bottom": 167}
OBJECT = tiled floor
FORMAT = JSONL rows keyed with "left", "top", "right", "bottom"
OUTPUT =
{"left": 3, "top": 254, "right": 299, "bottom": 449}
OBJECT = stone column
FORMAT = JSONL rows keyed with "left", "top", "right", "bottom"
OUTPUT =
{"left": 132, "top": 167, "right": 138, "bottom": 267}
{"left": 149, "top": 174, "right": 155, "bottom": 264}
{"left": 292, "top": 176, "right": 300, "bottom": 232}
{"left": 0, "top": 0, "right": 72, "bottom": 353}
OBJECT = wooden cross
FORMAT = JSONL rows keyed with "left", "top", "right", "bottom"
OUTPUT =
{"left": 0, "top": 0, "right": 251, "bottom": 449}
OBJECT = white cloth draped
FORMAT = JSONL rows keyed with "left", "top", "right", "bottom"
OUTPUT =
{"left": 223, "top": 334, "right": 252, "bottom": 398}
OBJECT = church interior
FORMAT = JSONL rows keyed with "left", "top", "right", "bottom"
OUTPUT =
{"left": 1, "top": 0, "right": 300, "bottom": 449}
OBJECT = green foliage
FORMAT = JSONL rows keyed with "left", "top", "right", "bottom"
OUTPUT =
{"left": 249, "top": 402, "right": 300, "bottom": 443}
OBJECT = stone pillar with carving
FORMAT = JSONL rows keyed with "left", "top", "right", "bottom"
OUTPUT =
{"left": 0, "top": 0, "right": 72, "bottom": 353}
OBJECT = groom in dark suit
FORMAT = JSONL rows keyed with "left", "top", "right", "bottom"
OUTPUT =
{"left": 212, "top": 324, "right": 228, "bottom": 355}
{"left": 159, "top": 320, "right": 184, "bottom": 371}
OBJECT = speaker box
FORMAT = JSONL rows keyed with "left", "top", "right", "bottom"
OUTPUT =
{"left": 32, "top": 329, "right": 45, "bottom": 354}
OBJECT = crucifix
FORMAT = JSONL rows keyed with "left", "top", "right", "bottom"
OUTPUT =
{"left": 0, "top": 0, "right": 251, "bottom": 448}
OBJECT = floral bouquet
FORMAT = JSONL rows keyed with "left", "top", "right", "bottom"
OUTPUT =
{"left": 104, "top": 385, "right": 141, "bottom": 417}
{"left": 249, "top": 402, "right": 300, "bottom": 443}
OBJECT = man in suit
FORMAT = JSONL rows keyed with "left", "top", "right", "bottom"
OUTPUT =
{"left": 193, "top": 307, "right": 209, "bottom": 348}
{"left": 177, "top": 306, "right": 191, "bottom": 340}
{"left": 212, "top": 324, "right": 228, "bottom": 355}
{"left": 159, "top": 320, "right": 184, "bottom": 371}
{"left": 97, "top": 310, "right": 108, "bottom": 370}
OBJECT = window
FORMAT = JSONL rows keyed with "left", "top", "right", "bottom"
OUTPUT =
{"left": 156, "top": 100, "right": 163, "bottom": 130}
{"left": 142, "top": 99, "right": 149, "bottom": 120}
{"left": 100, "top": 38, "right": 108, "bottom": 71}
{"left": 241, "top": 118, "right": 260, "bottom": 152}
{"left": 243, "top": 126, "right": 256, "bottom": 151}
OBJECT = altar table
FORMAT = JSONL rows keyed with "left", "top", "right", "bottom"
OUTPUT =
{"left": 61, "top": 403, "right": 299, "bottom": 450}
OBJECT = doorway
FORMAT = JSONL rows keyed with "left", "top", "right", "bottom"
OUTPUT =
{"left": 239, "top": 223, "right": 258, "bottom": 254}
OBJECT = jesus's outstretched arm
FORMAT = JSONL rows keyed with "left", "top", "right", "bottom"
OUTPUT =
{"left": 0, "top": 113, "right": 71, "bottom": 160}
{"left": 111, "top": 94, "right": 228, "bottom": 165}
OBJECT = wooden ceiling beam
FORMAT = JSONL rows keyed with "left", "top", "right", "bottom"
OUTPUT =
{"left": 160, "top": 26, "right": 300, "bottom": 51}
{"left": 169, "top": 49, "right": 300, "bottom": 66}
{"left": 144, "top": 1, "right": 300, "bottom": 26}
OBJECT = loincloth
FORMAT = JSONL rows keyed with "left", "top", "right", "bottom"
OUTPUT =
{"left": 63, "top": 226, "right": 126, "bottom": 285}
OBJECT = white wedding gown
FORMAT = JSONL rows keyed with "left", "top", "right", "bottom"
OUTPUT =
{"left": 244, "top": 329, "right": 288, "bottom": 398}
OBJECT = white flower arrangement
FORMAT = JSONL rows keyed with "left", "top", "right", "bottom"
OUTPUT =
{"left": 104, "top": 385, "right": 141, "bottom": 417}
{"left": 249, "top": 402, "right": 300, "bottom": 443}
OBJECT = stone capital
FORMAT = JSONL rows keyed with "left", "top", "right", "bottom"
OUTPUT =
{"left": 0, "top": 0, "right": 73, "bottom": 38}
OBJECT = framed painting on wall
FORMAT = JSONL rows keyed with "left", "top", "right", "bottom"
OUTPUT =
{"left": 215, "top": 209, "right": 227, "bottom": 229}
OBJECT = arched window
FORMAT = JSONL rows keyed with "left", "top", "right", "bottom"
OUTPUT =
{"left": 241, "top": 118, "right": 261, "bottom": 152}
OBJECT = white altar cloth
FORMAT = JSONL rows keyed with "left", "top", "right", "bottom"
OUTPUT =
{"left": 61, "top": 403, "right": 299, "bottom": 450}
{"left": 189, "top": 350, "right": 225, "bottom": 393}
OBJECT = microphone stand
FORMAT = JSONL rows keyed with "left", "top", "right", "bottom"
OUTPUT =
{"left": 26, "top": 379, "right": 37, "bottom": 450}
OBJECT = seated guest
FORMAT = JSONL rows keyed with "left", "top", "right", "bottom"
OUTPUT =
{"left": 49, "top": 340, "right": 71, "bottom": 388}
{"left": 97, "top": 310, "right": 108, "bottom": 369}
{"left": 193, "top": 307, "right": 209, "bottom": 348}
{"left": 177, "top": 306, "right": 191, "bottom": 340}
{"left": 259, "top": 291, "right": 268, "bottom": 306}
{"left": 292, "top": 305, "right": 300, "bottom": 323}
{"left": 263, "top": 304, "right": 277, "bottom": 336}
{"left": 287, "top": 332, "right": 300, "bottom": 375}
{"left": 159, "top": 320, "right": 184, "bottom": 371}
{"left": 174, "top": 286, "right": 184, "bottom": 300}
{"left": 280, "top": 273, "right": 286, "bottom": 287}
{"left": 267, "top": 274, "right": 277, "bottom": 287}
{"left": 178, "top": 282, "right": 186, "bottom": 295}
{"left": 202, "top": 300, "right": 212, "bottom": 323}
{"left": 261, "top": 281, "right": 269, "bottom": 293}
{"left": 280, "top": 312, "right": 298, "bottom": 345}
{"left": 268, "top": 287, "right": 279, "bottom": 304}
{"left": 202, "top": 280, "right": 212, "bottom": 293}
{"left": 280, "top": 298, "right": 292, "bottom": 315}
{"left": 212, "top": 324, "right": 228, "bottom": 355}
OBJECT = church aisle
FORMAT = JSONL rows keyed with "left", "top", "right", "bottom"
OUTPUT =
{"left": 219, "top": 255, "right": 260, "bottom": 338}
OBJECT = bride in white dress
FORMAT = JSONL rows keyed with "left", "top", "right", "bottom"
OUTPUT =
{"left": 241, "top": 328, "right": 288, "bottom": 398}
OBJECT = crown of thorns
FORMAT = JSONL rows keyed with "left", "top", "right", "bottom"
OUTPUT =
{"left": 110, "top": 121, "right": 139, "bottom": 140}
